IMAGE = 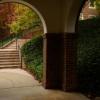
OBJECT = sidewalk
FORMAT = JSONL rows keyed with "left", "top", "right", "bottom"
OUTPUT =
{"left": 0, "top": 68, "right": 90, "bottom": 100}
{"left": 0, "top": 68, "right": 39, "bottom": 89}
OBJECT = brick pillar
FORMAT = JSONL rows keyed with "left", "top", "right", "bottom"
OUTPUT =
{"left": 43, "top": 33, "right": 78, "bottom": 91}
{"left": 63, "top": 33, "right": 78, "bottom": 91}
{"left": 43, "top": 33, "right": 64, "bottom": 89}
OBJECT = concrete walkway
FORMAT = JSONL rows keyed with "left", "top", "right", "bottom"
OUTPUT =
{"left": 0, "top": 68, "right": 39, "bottom": 89}
{"left": 0, "top": 68, "right": 91, "bottom": 100}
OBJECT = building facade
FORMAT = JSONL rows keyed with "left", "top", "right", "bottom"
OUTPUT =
{"left": 80, "top": 0, "right": 99, "bottom": 20}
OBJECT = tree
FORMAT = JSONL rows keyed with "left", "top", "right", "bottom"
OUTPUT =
{"left": 0, "top": 3, "right": 15, "bottom": 37}
{"left": 89, "top": 0, "right": 100, "bottom": 15}
{"left": 95, "top": 0, "right": 100, "bottom": 15}
{"left": 95, "top": 0, "right": 100, "bottom": 7}
{"left": 8, "top": 3, "right": 41, "bottom": 34}
{"left": 90, "top": 0, "right": 96, "bottom": 6}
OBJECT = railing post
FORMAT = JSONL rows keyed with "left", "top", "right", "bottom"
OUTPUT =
{"left": 16, "top": 38, "right": 18, "bottom": 50}
{"left": 1, "top": 40, "right": 3, "bottom": 48}
{"left": 18, "top": 45, "right": 23, "bottom": 69}
{"left": 20, "top": 51, "right": 23, "bottom": 69}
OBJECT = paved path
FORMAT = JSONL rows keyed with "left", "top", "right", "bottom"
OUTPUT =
{"left": 0, "top": 68, "right": 39, "bottom": 89}
{"left": 0, "top": 86, "right": 90, "bottom": 100}
{"left": 0, "top": 68, "right": 90, "bottom": 100}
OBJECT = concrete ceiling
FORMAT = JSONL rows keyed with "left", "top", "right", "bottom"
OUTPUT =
{"left": 0, "top": 0, "right": 85, "bottom": 33}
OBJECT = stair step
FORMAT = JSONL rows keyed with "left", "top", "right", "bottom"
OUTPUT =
{"left": 0, "top": 60, "right": 20, "bottom": 62}
{"left": 0, "top": 52, "right": 18, "bottom": 54}
{"left": 0, "top": 50, "right": 19, "bottom": 53}
{"left": 7, "top": 47, "right": 16, "bottom": 48}
{"left": 0, "top": 52, "right": 19, "bottom": 54}
{"left": 7, "top": 45, "right": 16, "bottom": 46}
{"left": 0, "top": 62, "right": 20, "bottom": 65}
{"left": 0, "top": 65, "right": 20, "bottom": 68}
{"left": 0, "top": 60, "right": 19, "bottom": 62}
{"left": 0, "top": 49, "right": 17, "bottom": 50}
{"left": 0, "top": 55, "right": 19, "bottom": 57}
{"left": 0, "top": 50, "right": 18, "bottom": 52}
{"left": 0, "top": 53, "right": 19, "bottom": 54}
{"left": 1, "top": 48, "right": 16, "bottom": 50}
{"left": 0, "top": 54, "right": 19, "bottom": 56}
{"left": 7, "top": 48, "right": 16, "bottom": 49}
{"left": 0, "top": 64, "right": 20, "bottom": 66}
{"left": 0, "top": 57, "right": 19, "bottom": 59}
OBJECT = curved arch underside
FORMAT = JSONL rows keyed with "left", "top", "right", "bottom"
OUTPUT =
{"left": 0, "top": 0, "right": 47, "bottom": 33}
{"left": 0, "top": 0, "right": 82, "bottom": 33}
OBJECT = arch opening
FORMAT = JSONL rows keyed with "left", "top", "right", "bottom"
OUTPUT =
{"left": 0, "top": 0, "right": 46, "bottom": 89}
{"left": 0, "top": 0, "right": 47, "bottom": 34}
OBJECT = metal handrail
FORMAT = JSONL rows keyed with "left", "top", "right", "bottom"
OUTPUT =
{"left": 17, "top": 40, "right": 23, "bottom": 69}
{"left": 0, "top": 34, "right": 24, "bottom": 68}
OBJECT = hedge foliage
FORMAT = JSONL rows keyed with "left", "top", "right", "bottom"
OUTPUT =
{"left": 77, "top": 17, "right": 100, "bottom": 94}
{"left": 21, "top": 36, "right": 43, "bottom": 81}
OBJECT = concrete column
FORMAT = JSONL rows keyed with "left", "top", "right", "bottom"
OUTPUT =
{"left": 63, "top": 33, "right": 78, "bottom": 91}
{"left": 43, "top": 33, "right": 64, "bottom": 89}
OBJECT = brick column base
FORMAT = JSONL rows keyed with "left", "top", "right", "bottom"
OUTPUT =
{"left": 43, "top": 33, "right": 64, "bottom": 89}
{"left": 43, "top": 33, "right": 78, "bottom": 91}
{"left": 63, "top": 33, "right": 78, "bottom": 91}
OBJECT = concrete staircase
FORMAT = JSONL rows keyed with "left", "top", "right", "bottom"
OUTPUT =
{"left": 0, "top": 41, "right": 21, "bottom": 68}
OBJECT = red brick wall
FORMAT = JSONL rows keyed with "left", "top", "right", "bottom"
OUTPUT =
{"left": 22, "top": 28, "right": 43, "bottom": 39}
{"left": 81, "top": 1, "right": 98, "bottom": 19}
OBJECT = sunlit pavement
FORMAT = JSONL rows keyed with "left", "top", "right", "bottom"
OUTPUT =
{"left": 0, "top": 68, "right": 39, "bottom": 89}
{"left": 0, "top": 68, "right": 91, "bottom": 100}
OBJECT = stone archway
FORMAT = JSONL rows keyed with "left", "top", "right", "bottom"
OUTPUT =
{"left": 0, "top": 0, "right": 87, "bottom": 92}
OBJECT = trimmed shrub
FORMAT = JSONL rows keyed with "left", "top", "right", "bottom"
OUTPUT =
{"left": 77, "top": 17, "right": 100, "bottom": 95}
{"left": 21, "top": 36, "right": 43, "bottom": 81}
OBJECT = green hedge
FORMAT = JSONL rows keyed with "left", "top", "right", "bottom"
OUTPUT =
{"left": 21, "top": 36, "right": 43, "bottom": 81}
{"left": 77, "top": 17, "right": 100, "bottom": 94}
